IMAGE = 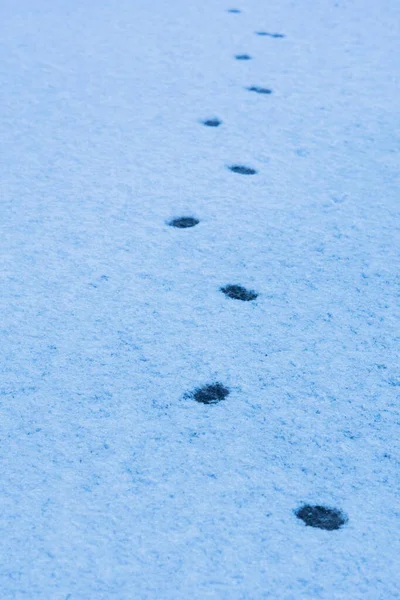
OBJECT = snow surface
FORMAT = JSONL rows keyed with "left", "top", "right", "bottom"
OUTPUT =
{"left": 1, "top": 0, "right": 400, "bottom": 598}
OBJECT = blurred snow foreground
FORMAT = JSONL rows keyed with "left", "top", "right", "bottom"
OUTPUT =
{"left": 1, "top": 0, "right": 399, "bottom": 598}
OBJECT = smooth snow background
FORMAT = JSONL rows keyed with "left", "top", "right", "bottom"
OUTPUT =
{"left": 1, "top": 0, "right": 400, "bottom": 598}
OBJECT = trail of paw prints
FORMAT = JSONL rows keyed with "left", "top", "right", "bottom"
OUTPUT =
{"left": 174, "top": 7, "right": 349, "bottom": 542}
{"left": 194, "top": 8, "right": 272, "bottom": 177}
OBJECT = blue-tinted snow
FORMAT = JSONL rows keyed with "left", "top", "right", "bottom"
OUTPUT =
{"left": 1, "top": 0, "right": 400, "bottom": 598}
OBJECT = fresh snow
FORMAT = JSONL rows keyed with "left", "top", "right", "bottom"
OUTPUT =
{"left": 1, "top": 0, "right": 400, "bottom": 598}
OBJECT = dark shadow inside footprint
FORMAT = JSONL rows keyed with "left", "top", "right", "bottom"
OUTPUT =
{"left": 169, "top": 217, "right": 199, "bottom": 228}
{"left": 227, "top": 8, "right": 241, "bottom": 13}
{"left": 295, "top": 505, "right": 347, "bottom": 530}
{"left": 256, "top": 31, "right": 285, "bottom": 38}
{"left": 228, "top": 165, "right": 257, "bottom": 175}
{"left": 193, "top": 383, "right": 230, "bottom": 404}
{"left": 235, "top": 54, "right": 252, "bottom": 60}
{"left": 202, "top": 118, "right": 222, "bottom": 127}
{"left": 247, "top": 86, "right": 272, "bottom": 94}
{"left": 221, "top": 284, "right": 258, "bottom": 301}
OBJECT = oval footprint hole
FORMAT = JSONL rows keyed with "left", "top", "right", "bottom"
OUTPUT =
{"left": 256, "top": 31, "right": 285, "bottom": 38}
{"left": 228, "top": 165, "right": 257, "bottom": 175}
{"left": 169, "top": 217, "right": 199, "bottom": 228}
{"left": 221, "top": 284, "right": 258, "bottom": 301}
{"left": 247, "top": 86, "right": 272, "bottom": 94}
{"left": 202, "top": 118, "right": 222, "bottom": 127}
{"left": 235, "top": 54, "right": 252, "bottom": 60}
{"left": 193, "top": 383, "right": 230, "bottom": 405}
{"left": 295, "top": 505, "right": 347, "bottom": 530}
{"left": 227, "top": 8, "right": 241, "bottom": 13}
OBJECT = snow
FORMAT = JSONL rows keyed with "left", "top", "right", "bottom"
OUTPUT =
{"left": 1, "top": 0, "right": 399, "bottom": 598}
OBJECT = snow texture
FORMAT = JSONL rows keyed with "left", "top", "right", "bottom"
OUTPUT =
{"left": 1, "top": 0, "right": 400, "bottom": 598}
